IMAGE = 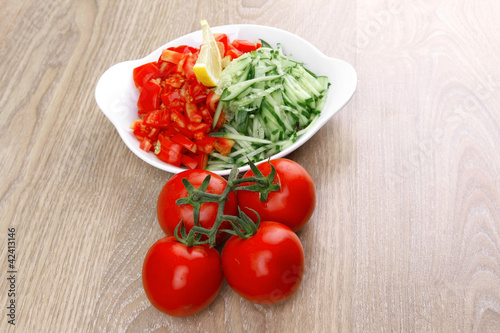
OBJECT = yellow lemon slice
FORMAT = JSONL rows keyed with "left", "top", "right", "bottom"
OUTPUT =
{"left": 194, "top": 20, "right": 222, "bottom": 87}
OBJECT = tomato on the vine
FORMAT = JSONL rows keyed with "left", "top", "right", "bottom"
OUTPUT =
{"left": 157, "top": 169, "right": 238, "bottom": 244}
{"left": 142, "top": 236, "right": 223, "bottom": 317}
{"left": 221, "top": 221, "right": 305, "bottom": 305}
{"left": 237, "top": 159, "right": 316, "bottom": 232}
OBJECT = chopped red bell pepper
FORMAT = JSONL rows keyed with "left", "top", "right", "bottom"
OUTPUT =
{"left": 226, "top": 44, "right": 243, "bottom": 59}
{"left": 231, "top": 39, "right": 262, "bottom": 53}
{"left": 214, "top": 34, "right": 229, "bottom": 55}
{"left": 195, "top": 136, "right": 215, "bottom": 154}
{"left": 206, "top": 90, "right": 220, "bottom": 115}
{"left": 155, "top": 134, "right": 183, "bottom": 167}
{"left": 143, "top": 109, "right": 170, "bottom": 128}
{"left": 133, "top": 62, "right": 159, "bottom": 88}
{"left": 161, "top": 49, "right": 183, "bottom": 64}
{"left": 181, "top": 153, "right": 199, "bottom": 170}
{"left": 185, "top": 102, "right": 202, "bottom": 123}
{"left": 171, "top": 132, "right": 197, "bottom": 153}
{"left": 131, "top": 35, "right": 261, "bottom": 169}
{"left": 137, "top": 79, "right": 161, "bottom": 114}
{"left": 139, "top": 137, "right": 153, "bottom": 152}
{"left": 161, "top": 90, "right": 181, "bottom": 105}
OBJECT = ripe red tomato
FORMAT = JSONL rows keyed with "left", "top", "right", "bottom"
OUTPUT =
{"left": 221, "top": 221, "right": 305, "bottom": 304}
{"left": 142, "top": 236, "right": 223, "bottom": 317}
{"left": 237, "top": 159, "right": 316, "bottom": 232}
{"left": 157, "top": 169, "right": 238, "bottom": 244}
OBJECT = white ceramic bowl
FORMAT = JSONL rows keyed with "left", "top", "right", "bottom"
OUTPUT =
{"left": 95, "top": 24, "right": 357, "bottom": 176}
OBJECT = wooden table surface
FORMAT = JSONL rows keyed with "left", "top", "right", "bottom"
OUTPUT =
{"left": 2, "top": 0, "right": 500, "bottom": 332}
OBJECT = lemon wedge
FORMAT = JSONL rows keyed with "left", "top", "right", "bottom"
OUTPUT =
{"left": 194, "top": 20, "right": 222, "bottom": 87}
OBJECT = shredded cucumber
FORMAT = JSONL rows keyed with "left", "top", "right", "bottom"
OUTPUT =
{"left": 207, "top": 43, "right": 330, "bottom": 170}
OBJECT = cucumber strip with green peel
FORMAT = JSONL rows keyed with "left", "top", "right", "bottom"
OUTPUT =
{"left": 207, "top": 43, "right": 330, "bottom": 169}
{"left": 259, "top": 39, "right": 272, "bottom": 48}
{"left": 221, "top": 123, "right": 253, "bottom": 150}
{"left": 221, "top": 74, "right": 283, "bottom": 101}
{"left": 206, "top": 163, "right": 240, "bottom": 171}
{"left": 296, "top": 115, "right": 320, "bottom": 136}
{"left": 231, "top": 85, "right": 282, "bottom": 108}
{"left": 209, "top": 152, "right": 235, "bottom": 163}
{"left": 210, "top": 131, "right": 273, "bottom": 144}
{"left": 234, "top": 146, "right": 268, "bottom": 165}
{"left": 227, "top": 146, "right": 251, "bottom": 158}
{"left": 316, "top": 76, "right": 330, "bottom": 92}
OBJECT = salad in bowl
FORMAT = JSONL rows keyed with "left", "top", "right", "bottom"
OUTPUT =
{"left": 95, "top": 22, "right": 357, "bottom": 175}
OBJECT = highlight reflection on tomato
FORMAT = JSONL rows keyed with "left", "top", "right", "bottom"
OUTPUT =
{"left": 142, "top": 236, "right": 223, "bottom": 317}
{"left": 221, "top": 221, "right": 305, "bottom": 305}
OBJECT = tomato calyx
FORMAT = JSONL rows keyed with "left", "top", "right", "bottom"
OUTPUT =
{"left": 233, "top": 159, "right": 280, "bottom": 202}
{"left": 173, "top": 160, "right": 279, "bottom": 247}
{"left": 175, "top": 174, "right": 220, "bottom": 225}
{"left": 219, "top": 207, "right": 260, "bottom": 239}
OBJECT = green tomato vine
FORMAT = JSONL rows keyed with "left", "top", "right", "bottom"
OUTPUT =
{"left": 173, "top": 160, "right": 280, "bottom": 247}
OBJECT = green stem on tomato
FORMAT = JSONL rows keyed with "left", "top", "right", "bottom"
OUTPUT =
{"left": 174, "top": 159, "right": 278, "bottom": 247}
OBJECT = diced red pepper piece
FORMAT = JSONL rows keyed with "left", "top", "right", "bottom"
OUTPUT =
{"left": 182, "top": 53, "right": 197, "bottom": 81}
{"left": 131, "top": 119, "right": 160, "bottom": 142}
{"left": 189, "top": 80, "right": 206, "bottom": 100}
{"left": 137, "top": 80, "right": 161, "bottom": 113}
{"left": 187, "top": 122, "right": 210, "bottom": 133}
{"left": 147, "top": 127, "right": 160, "bottom": 139}
{"left": 185, "top": 102, "right": 202, "bottom": 123}
{"left": 187, "top": 152, "right": 208, "bottom": 170}
{"left": 195, "top": 136, "right": 215, "bottom": 154}
{"left": 158, "top": 134, "right": 183, "bottom": 153}
{"left": 162, "top": 125, "right": 179, "bottom": 137}
{"left": 179, "top": 81, "right": 190, "bottom": 103}
{"left": 161, "top": 90, "right": 181, "bottom": 105}
{"left": 156, "top": 61, "right": 176, "bottom": 79}
{"left": 163, "top": 74, "right": 184, "bottom": 89}
{"left": 226, "top": 44, "right": 244, "bottom": 59}
{"left": 231, "top": 39, "right": 261, "bottom": 53}
{"left": 206, "top": 90, "right": 220, "bottom": 114}
{"left": 161, "top": 49, "right": 183, "bottom": 64}
{"left": 199, "top": 106, "right": 213, "bottom": 123}
{"left": 171, "top": 123, "right": 194, "bottom": 139}
{"left": 155, "top": 134, "right": 183, "bottom": 167}
{"left": 181, "top": 153, "right": 199, "bottom": 170}
{"left": 170, "top": 109, "right": 188, "bottom": 128}
{"left": 192, "top": 93, "right": 208, "bottom": 104}
{"left": 193, "top": 132, "right": 205, "bottom": 141}
{"left": 168, "top": 45, "right": 199, "bottom": 54}
{"left": 168, "top": 99, "right": 183, "bottom": 113}
{"left": 157, "top": 148, "right": 182, "bottom": 166}
{"left": 133, "top": 62, "right": 159, "bottom": 88}
{"left": 176, "top": 53, "right": 188, "bottom": 74}
{"left": 214, "top": 34, "right": 229, "bottom": 57}
{"left": 143, "top": 109, "right": 170, "bottom": 128}
{"left": 139, "top": 137, "right": 153, "bottom": 152}
{"left": 171, "top": 132, "right": 197, "bottom": 153}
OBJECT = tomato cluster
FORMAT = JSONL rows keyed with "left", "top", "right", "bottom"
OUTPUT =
{"left": 142, "top": 159, "right": 316, "bottom": 317}
{"left": 131, "top": 35, "right": 261, "bottom": 169}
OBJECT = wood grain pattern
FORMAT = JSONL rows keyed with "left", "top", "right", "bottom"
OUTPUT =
{"left": 1, "top": 0, "right": 499, "bottom": 332}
